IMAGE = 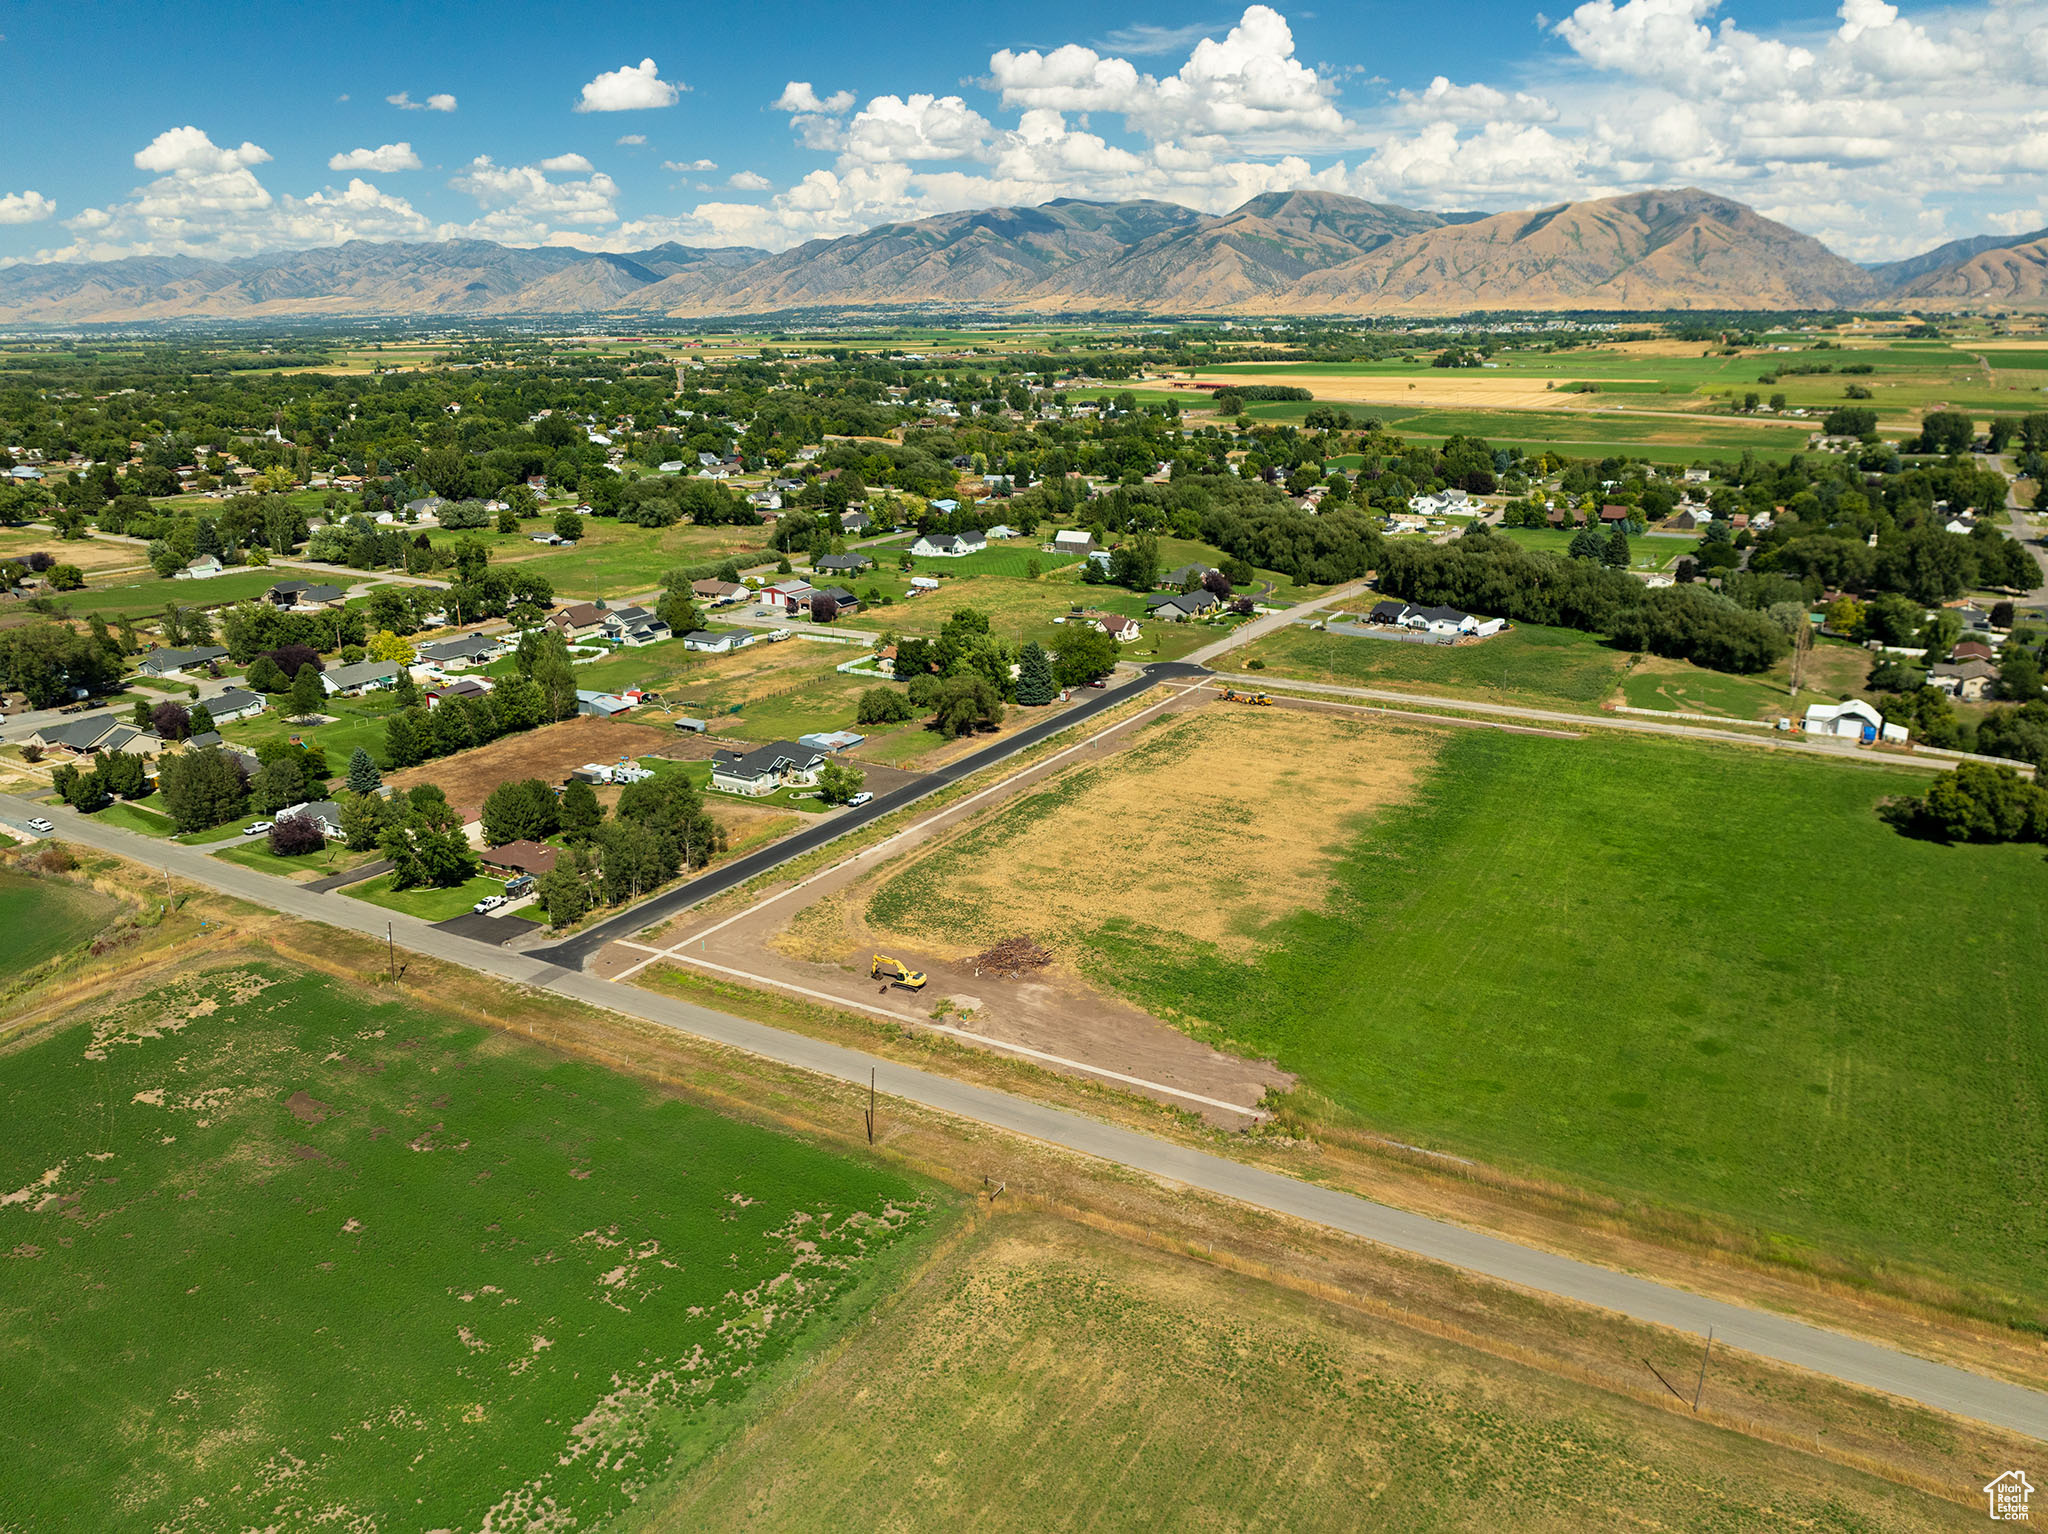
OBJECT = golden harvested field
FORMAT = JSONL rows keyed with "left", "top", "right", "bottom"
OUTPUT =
{"left": 0, "top": 531, "right": 146, "bottom": 573}
{"left": 652, "top": 1213, "right": 1972, "bottom": 1532}
{"left": 385, "top": 715, "right": 679, "bottom": 821}
{"left": 865, "top": 707, "right": 1437, "bottom": 963}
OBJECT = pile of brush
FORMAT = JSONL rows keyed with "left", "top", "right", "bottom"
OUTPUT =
{"left": 971, "top": 936, "right": 1053, "bottom": 979}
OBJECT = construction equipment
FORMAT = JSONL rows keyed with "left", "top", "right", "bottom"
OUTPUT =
{"left": 871, "top": 954, "right": 927, "bottom": 990}
{"left": 1220, "top": 688, "right": 1271, "bottom": 706}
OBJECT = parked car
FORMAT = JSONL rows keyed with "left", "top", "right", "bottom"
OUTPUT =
{"left": 243, "top": 820, "right": 274, "bottom": 836}
{"left": 25, "top": 817, "right": 54, "bottom": 834}
{"left": 471, "top": 894, "right": 506, "bottom": 914}
{"left": 846, "top": 791, "right": 873, "bottom": 807}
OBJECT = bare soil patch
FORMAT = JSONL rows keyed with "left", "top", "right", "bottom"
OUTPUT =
{"left": 384, "top": 716, "right": 680, "bottom": 822}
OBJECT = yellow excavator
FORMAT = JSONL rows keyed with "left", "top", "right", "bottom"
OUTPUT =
{"left": 871, "top": 954, "right": 928, "bottom": 990}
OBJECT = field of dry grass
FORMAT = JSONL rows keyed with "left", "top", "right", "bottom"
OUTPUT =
{"left": 864, "top": 706, "right": 1438, "bottom": 965}
{"left": 384, "top": 715, "right": 680, "bottom": 821}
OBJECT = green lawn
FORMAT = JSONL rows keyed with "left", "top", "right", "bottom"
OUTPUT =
{"left": 1011, "top": 727, "right": 2048, "bottom": 1304}
{"left": 1496, "top": 526, "right": 1685, "bottom": 571}
{"left": 212, "top": 839, "right": 375, "bottom": 880}
{"left": 899, "top": 545, "right": 1080, "bottom": 580}
{"left": 656, "top": 755, "right": 835, "bottom": 812}
{"left": 53, "top": 567, "right": 283, "bottom": 619}
{"left": 1242, "top": 621, "right": 1632, "bottom": 710}
{"left": 0, "top": 962, "right": 930, "bottom": 1531}
{"left": 0, "top": 869, "right": 118, "bottom": 970}
{"left": 342, "top": 871, "right": 510, "bottom": 921}
{"left": 426, "top": 515, "right": 774, "bottom": 600}
{"left": 89, "top": 799, "right": 179, "bottom": 838}
{"left": 218, "top": 691, "right": 402, "bottom": 772}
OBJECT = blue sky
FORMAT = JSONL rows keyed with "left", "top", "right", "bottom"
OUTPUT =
{"left": 1, "top": 0, "right": 2041, "bottom": 266}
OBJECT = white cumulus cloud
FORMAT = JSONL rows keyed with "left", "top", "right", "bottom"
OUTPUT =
{"left": 574, "top": 58, "right": 682, "bottom": 113}
{"left": 728, "top": 171, "right": 773, "bottom": 190}
{"left": 387, "top": 91, "right": 457, "bottom": 113}
{"left": 538, "top": 153, "right": 594, "bottom": 173}
{"left": 327, "top": 143, "right": 423, "bottom": 173}
{"left": 774, "top": 81, "right": 856, "bottom": 114}
{"left": 0, "top": 190, "right": 56, "bottom": 224}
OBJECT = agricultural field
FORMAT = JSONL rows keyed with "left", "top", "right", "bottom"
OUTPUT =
{"left": 1239, "top": 621, "right": 1634, "bottom": 711}
{"left": 657, "top": 1214, "right": 1966, "bottom": 1532}
{"left": 381, "top": 715, "right": 677, "bottom": 822}
{"left": 0, "top": 867, "right": 117, "bottom": 971}
{"left": 870, "top": 713, "right": 2048, "bottom": 1305}
{"left": 0, "top": 962, "right": 932, "bottom": 1532}
{"left": 51, "top": 567, "right": 284, "bottom": 619}
{"left": 0, "top": 530, "right": 145, "bottom": 575}
{"left": 426, "top": 514, "right": 774, "bottom": 600}
{"left": 867, "top": 707, "right": 1438, "bottom": 967}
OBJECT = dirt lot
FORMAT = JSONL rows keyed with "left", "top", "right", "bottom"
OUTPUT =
{"left": 612, "top": 692, "right": 1449, "bottom": 1125}
{"left": 386, "top": 715, "right": 685, "bottom": 822}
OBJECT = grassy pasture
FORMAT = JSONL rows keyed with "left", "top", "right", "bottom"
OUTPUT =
{"left": 1241, "top": 621, "right": 1633, "bottom": 711}
{"left": 658, "top": 1214, "right": 1966, "bottom": 1532}
{"left": 425, "top": 515, "right": 775, "bottom": 599}
{"left": 50, "top": 568, "right": 283, "bottom": 618}
{"left": 0, "top": 869, "right": 117, "bottom": 970}
{"left": 0, "top": 962, "right": 930, "bottom": 1531}
{"left": 990, "top": 722, "right": 2048, "bottom": 1304}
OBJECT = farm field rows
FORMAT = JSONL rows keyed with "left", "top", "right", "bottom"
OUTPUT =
{"left": 862, "top": 712, "right": 2048, "bottom": 1307}
{"left": 0, "top": 962, "right": 933, "bottom": 1532}
{"left": 658, "top": 1213, "right": 1968, "bottom": 1532}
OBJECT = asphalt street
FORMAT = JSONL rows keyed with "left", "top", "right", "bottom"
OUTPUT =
{"left": 8, "top": 789, "right": 2047, "bottom": 1441}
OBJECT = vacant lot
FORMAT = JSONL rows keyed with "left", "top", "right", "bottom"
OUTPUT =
{"left": 0, "top": 868, "right": 117, "bottom": 970}
{"left": 657, "top": 1214, "right": 1966, "bottom": 1532}
{"left": 384, "top": 715, "right": 677, "bottom": 821}
{"left": 430, "top": 515, "right": 774, "bottom": 599}
{"left": 0, "top": 962, "right": 931, "bottom": 1531}
{"left": 1621, "top": 639, "right": 1871, "bottom": 721}
{"left": 1019, "top": 723, "right": 2048, "bottom": 1306}
{"left": 51, "top": 567, "right": 284, "bottom": 619}
{"left": 0, "top": 531, "right": 143, "bottom": 575}
{"left": 867, "top": 707, "right": 1438, "bottom": 964}
{"left": 1240, "top": 621, "right": 1633, "bottom": 711}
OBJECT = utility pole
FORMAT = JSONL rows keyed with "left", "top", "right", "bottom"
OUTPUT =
{"left": 864, "top": 1068, "right": 876, "bottom": 1145}
{"left": 1692, "top": 1328, "right": 1713, "bottom": 1412}
{"left": 386, "top": 921, "right": 395, "bottom": 981}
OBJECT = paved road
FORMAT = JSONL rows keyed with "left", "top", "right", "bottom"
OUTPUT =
{"left": 526, "top": 660, "right": 1205, "bottom": 968}
{"left": 1203, "top": 669, "right": 2027, "bottom": 775}
{"left": 1982, "top": 453, "right": 2048, "bottom": 602}
{"left": 1182, "top": 580, "right": 1370, "bottom": 667}
{"left": 9, "top": 788, "right": 2046, "bottom": 1441}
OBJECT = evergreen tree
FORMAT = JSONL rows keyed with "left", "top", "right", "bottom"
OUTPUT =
{"left": 384, "top": 708, "right": 425, "bottom": 768}
{"left": 393, "top": 666, "right": 422, "bottom": 707}
{"left": 289, "top": 663, "right": 324, "bottom": 721}
{"left": 1604, "top": 524, "right": 1631, "bottom": 568}
{"left": 1015, "top": 640, "right": 1058, "bottom": 706}
{"left": 345, "top": 746, "right": 382, "bottom": 795}
{"left": 530, "top": 629, "right": 578, "bottom": 721}
{"left": 117, "top": 615, "right": 139, "bottom": 654}
{"left": 249, "top": 753, "right": 309, "bottom": 815}
{"left": 157, "top": 747, "right": 249, "bottom": 832}
{"left": 188, "top": 702, "right": 214, "bottom": 736}
{"left": 131, "top": 698, "right": 152, "bottom": 729}
{"left": 559, "top": 778, "right": 603, "bottom": 838}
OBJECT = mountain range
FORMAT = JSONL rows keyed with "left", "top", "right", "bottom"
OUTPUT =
{"left": 1, "top": 188, "right": 2041, "bottom": 323}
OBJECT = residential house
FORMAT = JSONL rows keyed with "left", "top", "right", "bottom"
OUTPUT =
{"left": 418, "top": 633, "right": 507, "bottom": 670}
{"left": 1097, "top": 614, "right": 1142, "bottom": 643}
{"left": 813, "top": 553, "right": 871, "bottom": 575}
{"left": 1367, "top": 601, "right": 1504, "bottom": 638}
{"left": 1147, "top": 588, "right": 1222, "bottom": 621}
{"left": 136, "top": 645, "right": 229, "bottom": 678}
{"left": 683, "top": 630, "right": 740, "bottom": 653}
{"left": 199, "top": 687, "right": 267, "bottom": 724}
{"left": 710, "top": 740, "right": 827, "bottom": 797}
{"left": 612, "top": 615, "right": 670, "bottom": 647}
{"left": 1545, "top": 506, "right": 1584, "bottom": 528}
{"left": 426, "top": 677, "right": 492, "bottom": 707}
{"left": 1930, "top": 659, "right": 1998, "bottom": 701}
{"left": 691, "top": 578, "right": 745, "bottom": 605}
{"left": 575, "top": 689, "right": 634, "bottom": 718}
{"left": 1803, "top": 698, "right": 1907, "bottom": 742}
{"left": 267, "top": 579, "right": 346, "bottom": 609}
{"left": 403, "top": 496, "right": 447, "bottom": 519}
{"left": 174, "top": 554, "right": 226, "bottom": 580}
{"left": 277, "top": 799, "right": 345, "bottom": 838}
{"left": 1672, "top": 507, "right": 1714, "bottom": 531}
{"left": 321, "top": 660, "right": 402, "bottom": 697}
{"left": 546, "top": 603, "right": 608, "bottom": 641}
{"left": 480, "top": 840, "right": 558, "bottom": 878}
{"left": 984, "top": 523, "right": 1018, "bottom": 539}
{"left": 1599, "top": 504, "right": 1632, "bottom": 525}
{"left": 909, "top": 530, "right": 986, "bottom": 558}
{"left": 839, "top": 510, "right": 872, "bottom": 535}
{"left": 1158, "top": 562, "right": 1216, "bottom": 590}
{"left": 812, "top": 585, "right": 861, "bottom": 615}
{"left": 1953, "top": 640, "right": 1996, "bottom": 663}
{"left": 21, "top": 716, "right": 160, "bottom": 758}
